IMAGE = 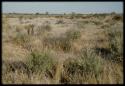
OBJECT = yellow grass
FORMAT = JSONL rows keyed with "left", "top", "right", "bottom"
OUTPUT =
{"left": 2, "top": 13, "right": 123, "bottom": 84}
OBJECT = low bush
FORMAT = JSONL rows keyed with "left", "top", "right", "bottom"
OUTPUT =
{"left": 61, "top": 48, "right": 103, "bottom": 84}
{"left": 26, "top": 51, "right": 56, "bottom": 74}
{"left": 112, "top": 15, "right": 123, "bottom": 21}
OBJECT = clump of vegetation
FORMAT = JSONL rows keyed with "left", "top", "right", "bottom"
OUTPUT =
{"left": 43, "top": 29, "right": 81, "bottom": 52}
{"left": 13, "top": 33, "right": 30, "bottom": 45}
{"left": 112, "top": 15, "right": 123, "bottom": 21}
{"left": 2, "top": 60, "right": 29, "bottom": 75}
{"left": 38, "top": 24, "right": 52, "bottom": 33}
{"left": 107, "top": 26, "right": 123, "bottom": 63}
{"left": 93, "top": 13, "right": 108, "bottom": 19}
{"left": 65, "top": 29, "right": 81, "bottom": 41}
{"left": 2, "top": 51, "right": 57, "bottom": 84}
{"left": 12, "top": 33, "right": 34, "bottom": 51}
{"left": 58, "top": 37, "right": 72, "bottom": 52}
{"left": 61, "top": 48, "right": 103, "bottom": 84}
{"left": 26, "top": 51, "right": 57, "bottom": 75}
{"left": 25, "top": 24, "right": 35, "bottom": 35}
{"left": 43, "top": 36, "right": 72, "bottom": 52}
{"left": 37, "top": 24, "right": 51, "bottom": 35}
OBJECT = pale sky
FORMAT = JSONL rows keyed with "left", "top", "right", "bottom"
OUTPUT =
{"left": 2, "top": 2, "right": 123, "bottom": 14}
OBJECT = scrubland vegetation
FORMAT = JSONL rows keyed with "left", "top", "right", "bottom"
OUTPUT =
{"left": 2, "top": 13, "right": 123, "bottom": 84}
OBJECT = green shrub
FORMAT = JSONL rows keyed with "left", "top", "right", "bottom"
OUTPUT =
{"left": 26, "top": 51, "right": 56, "bottom": 74}
{"left": 62, "top": 48, "right": 103, "bottom": 83}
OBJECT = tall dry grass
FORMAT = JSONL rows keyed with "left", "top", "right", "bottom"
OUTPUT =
{"left": 2, "top": 13, "right": 123, "bottom": 84}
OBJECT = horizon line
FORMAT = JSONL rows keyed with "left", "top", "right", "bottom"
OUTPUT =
{"left": 2, "top": 12, "right": 123, "bottom": 14}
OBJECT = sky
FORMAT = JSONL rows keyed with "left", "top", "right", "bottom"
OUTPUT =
{"left": 2, "top": 2, "right": 123, "bottom": 14}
